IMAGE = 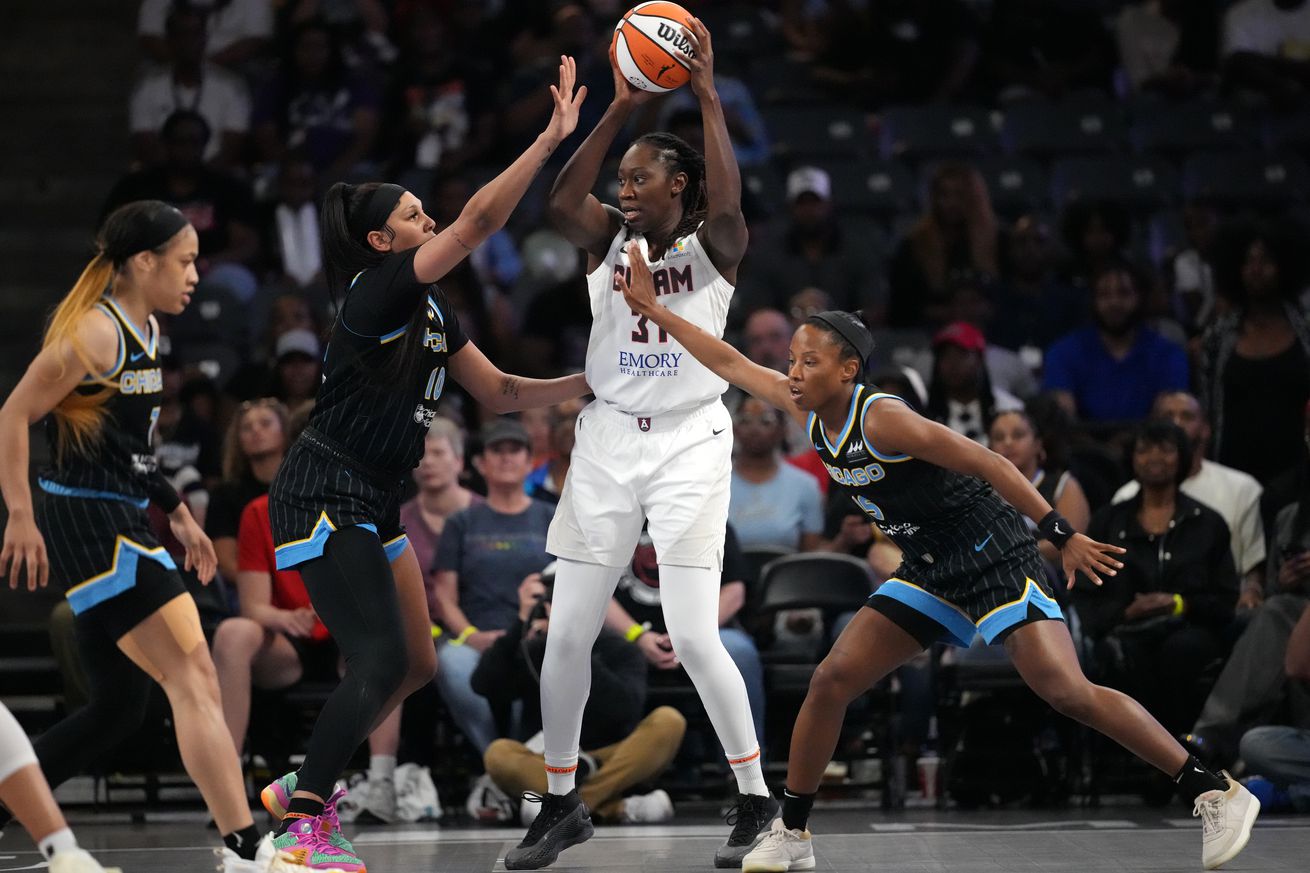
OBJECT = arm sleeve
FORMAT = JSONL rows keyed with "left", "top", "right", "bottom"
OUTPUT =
{"left": 434, "top": 509, "right": 468, "bottom": 573}
{"left": 146, "top": 471, "right": 181, "bottom": 514}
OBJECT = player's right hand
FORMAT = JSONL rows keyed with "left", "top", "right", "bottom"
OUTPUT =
{"left": 1, "top": 514, "right": 49, "bottom": 591}
{"left": 618, "top": 241, "right": 658, "bottom": 315}
{"left": 610, "top": 43, "right": 659, "bottom": 106}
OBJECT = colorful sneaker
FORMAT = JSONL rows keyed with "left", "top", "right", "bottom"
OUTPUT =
{"left": 318, "top": 787, "right": 357, "bottom": 856}
{"left": 270, "top": 817, "right": 366, "bottom": 873}
{"left": 261, "top": 772, "right": 298, "bottom": 820}
{"left": 716, "top": 793, "right": 780, "bottom": 868}
{"left": 504, "top": 790, "right": 594, "bottom": 870}
{"left": 742, "top": 818, "right": 815, "bottom": 872}
{"left": 1195, "top": 772, "right": 1260, "bottom": 870}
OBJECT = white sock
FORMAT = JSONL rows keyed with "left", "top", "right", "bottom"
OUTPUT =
{"left": 369, "top": 754, "right": 396, "bottom": 782}
{"left": 39, "top": 827, "right": 78, "bottom": 860}
{"left": 660, "top": 564, "right": 768, "bottom": 797}
{"left": 540, "top": 558, "right": 624, "bottom": 797}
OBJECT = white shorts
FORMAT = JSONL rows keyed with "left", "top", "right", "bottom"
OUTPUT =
{"left": 547, "top": 398, "right": 731, "bottom": 570}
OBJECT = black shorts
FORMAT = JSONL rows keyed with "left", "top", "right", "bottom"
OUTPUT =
{"left": 37, "top": 490, "right": 187, "bottom": 641}
{"left": 269, "top": 427, "right": 409, "bottom": 570}
{"left": 867, "top": 546, "right": 1063, "bottom": 648}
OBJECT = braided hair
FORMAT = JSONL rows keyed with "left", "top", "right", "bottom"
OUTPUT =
{"left": 632, "top": 132, "right": 706, "bottom": 253}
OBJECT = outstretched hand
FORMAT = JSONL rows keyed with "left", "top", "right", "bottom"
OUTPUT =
{"left": 610, "top": 43, "right": 660, "bottom": 108}
{"left": 681, "top": 16, "right": 716, "bottom": 97}
{"left": 617, "top": 240, "right": 657, "bottom": 316}
{"left": 1061, "top": 533, "right": 1126, "bottom": 590}
{"left": 545, "top": 55, "right": 588, "bottom": 143}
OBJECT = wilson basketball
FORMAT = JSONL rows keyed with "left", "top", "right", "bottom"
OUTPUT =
{"left": 611, "top": 2, "right": 696, "bottom": 93}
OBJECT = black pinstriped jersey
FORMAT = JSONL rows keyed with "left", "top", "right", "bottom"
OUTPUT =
{"left": 41, "top": 298, "right": 164, "bottom": 503}
{"left": 307, "top": 247, "right": 468, "bottom": 477}
{"left": 808, "top": 385, "right": 1034, "bottom": 583}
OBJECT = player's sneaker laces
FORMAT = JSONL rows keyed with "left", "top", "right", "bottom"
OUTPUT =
{"left": 1195, "top": 772, "right": 1260, "bottom": 870}
{"left": 270, "top": 817, "right": 366, "bottom": 872}
{"left": 47, "top": 848, "right": 123, "bottom": 873}
{"left": 214, "top": 832, "right": 277, "bottom": 872}
{"left": 504, "top": 789, "right": 594, "bottom": 870}
{"left": 262, "top": 774, "right": 356, "bottom": 856}
{"left": 741, "top": 819, "right": 815, "bottom": 873}
{"left": 715, "top": 793, "right": 779, "bottom": 868}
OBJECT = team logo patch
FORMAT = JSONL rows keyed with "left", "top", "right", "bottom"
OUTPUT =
{"left": 638, "top": 417, "right": 651, "bottom": 432}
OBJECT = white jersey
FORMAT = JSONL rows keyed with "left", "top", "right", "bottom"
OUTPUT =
{"left": 584, "top": 225, "right": 734, "bottom": 415}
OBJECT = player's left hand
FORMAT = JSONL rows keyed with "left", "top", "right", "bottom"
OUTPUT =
{"left": 170, "top": 513, "right": 218, "bottom": 584}
{"left": 545, "top": 55, "right": 588, "bottom": 144}
{"left": 681, "top": 17, "right": 715, "bottom": 96}
{"left": 618, "top": 241, "right": 658, "bottom": 315}
{"left": 1061, "top": 532, "right": 1125, "bottom": 590}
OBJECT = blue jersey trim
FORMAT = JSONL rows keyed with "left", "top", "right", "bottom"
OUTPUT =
{"left": 382, "top": 533, "right": 409, "bottom": 562}
{"left": 66, "top": 536, "right": 177, "bottom": 614}
{"left": 38, "top": 479, "right": 148, "bottom": 509}
{"left": 873, "top": 579, "right": 978, "bottom": 648}
{"left": 975, "top": 578, "right": 1064, "bottom": 644}
{"left": 861, "top": 393, "right": 913, "bottom": 462}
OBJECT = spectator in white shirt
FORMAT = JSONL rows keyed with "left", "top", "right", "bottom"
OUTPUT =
{"left": 138, "top": 0, "right": 273, "bottom": 71}
{"left": 1222, "top": 0, "right": 1310, "bottom": 104}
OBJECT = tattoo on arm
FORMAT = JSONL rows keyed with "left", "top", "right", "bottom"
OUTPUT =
{"left": 501, "top": 376, "right": 521, "bottom": 400}
{"left": 452, "top": 230, "right": 472, "bottom": 253}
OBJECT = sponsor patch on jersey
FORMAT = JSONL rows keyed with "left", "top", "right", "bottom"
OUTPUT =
{"left": 666, "top": 238, "right": 692, "bottom": 259}
{"left": 618, "top": 350, "right": 683, "bottom": 377}
{"left": 412, "top": 404, "right": 438, "bottom": 427}
{"left": 846, "top": 439, "right": 867, "bottom": 458}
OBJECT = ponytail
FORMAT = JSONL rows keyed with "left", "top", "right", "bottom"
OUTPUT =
{"left": 45, "top": 199, "right": 191, "bottom": 460}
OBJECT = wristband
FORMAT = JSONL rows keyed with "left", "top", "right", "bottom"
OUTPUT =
{"left": 1172, "top": 594, "right": 1185, "bottom": 617}
{"left": 451, "top": 625, "right": 478, "bottom": 646}
{"left": 1037, "top": 511, "right": 1074, "bottom": 549}
{"left": 146, "top": 473, "right": 182, "bottom": 514}
{"left": 625, "top": 622, "right": 649, "bottom": 643}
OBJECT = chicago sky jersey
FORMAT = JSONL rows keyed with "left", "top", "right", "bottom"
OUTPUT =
{"left": 41, "top": 298, "right": 164, "bottom": 504}
{"left": 810, "top": 385, "right": 1034, "bottom": 584}
{"left": 308, "top": 248, "right": 468, "bottom": 477}
{"left": 584, "top": 225, "right": 733, "bottom": 415}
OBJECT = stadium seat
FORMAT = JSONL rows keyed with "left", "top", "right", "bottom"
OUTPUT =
{"left": 1000, "top": 101, "right": 1127, "bottom": 156}
{"left": 825, "top": 158, "right": 917, "bottom": 218}
{"left": 764, "top": 105, "right": 870, "bottom": 159}
{"left": 1183, "top": 151, "right": 1310, "bottom": 207}
{"left": 1129, "top": 100, "right": 1258, "bottom": 153}
{"left": 976, "top": 155, "right": 1048, "bottom": 216}
{"left": 1050, "top": 155, "right": 1179, "bottom": 211}
{"left": 878, "top": 105, "right": 997, "bottom": 160}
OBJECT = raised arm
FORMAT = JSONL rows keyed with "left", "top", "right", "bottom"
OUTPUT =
{"left": 447, "top": 342, "right": 589, "bottom": 415}
{"left": 682, "top": 17, "right": 747, "bottom": 276}
{"left": 546, "top": 50, "right": 658, "bottom": 263}
{"left": 864, "top": 399, "right": 1125, "bottom": 588}
{"left": 412, "top": 56, "right": 587, "bottom": 285}
{"left": 618, "top": 242, "right": 798, "bottom": 422}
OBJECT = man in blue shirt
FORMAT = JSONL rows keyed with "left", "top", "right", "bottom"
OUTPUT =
{"left": 1043, "top": 263, "right": 1188, "bottom": 422}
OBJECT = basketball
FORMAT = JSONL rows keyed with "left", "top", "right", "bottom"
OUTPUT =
{"left": 611, "top": 2, "right": 696, "bottom": 93}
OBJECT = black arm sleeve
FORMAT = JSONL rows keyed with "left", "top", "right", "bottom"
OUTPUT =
{"left": 146, "top": 471, "right": 181, "bottom": 514}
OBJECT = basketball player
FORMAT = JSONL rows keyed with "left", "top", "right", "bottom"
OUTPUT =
{"left": 256, "top": 59, "right": 589, "bottom": 871}
{"left": 509, "top": 18, "right": 774, "bottom": 871}
{"left": 620, "top": 252, "right": 1260, "bottom": 872}
{"left": 0, "top": 201, "right": 275, "bottom": 872}
{"left": 0, "top": 702, "right": 120, "bottom": 872}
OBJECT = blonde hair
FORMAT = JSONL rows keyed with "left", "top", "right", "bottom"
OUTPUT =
{"left": 221, "top": 398, "right": 291, "bottom": 482}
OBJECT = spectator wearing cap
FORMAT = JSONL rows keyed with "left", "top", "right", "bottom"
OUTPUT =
{"left": 736, "top": 166, "right": 886, "bottom": 319}
{"left": 926, "top": 321, "right": 1022, "bottom": 445}
{"left": 431, "top": 418, "right": 557, "bottom": 753}
{"left": 1043, "top": 263, "right": 1189, "bottom": 424}
{"left": 270, "top": 328, "right": 323, "bottom": 408}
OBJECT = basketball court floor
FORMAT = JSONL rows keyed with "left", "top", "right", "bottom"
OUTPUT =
{"left": 1, "top": 804, "right": 1304, "bottom": 872}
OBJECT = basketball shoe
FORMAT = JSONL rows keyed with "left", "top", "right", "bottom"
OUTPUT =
{"left": 741, "top": 819, "right": 815, "bottom": 872}
{"left": 504, "top": 789, "right": 594, "bottom": 870}
{"left": 1195, "top": 772, "right": 1260, "bottom": 870}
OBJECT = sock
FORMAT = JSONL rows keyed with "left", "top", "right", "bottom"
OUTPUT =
{"left": 369, "top": 754, "right": 397, "bottom": 782}
{"left": 1175, "top": 754, "right": 1228, "bottom": 798}
{"left": 728, "top": 748, "right": 769, "bottom": 797}
{"left": 38, "top": 827, "right": 77, "bottom": 860}
{"left": 276, "top": 797, "right": 326, "bottom": 835}
{"left": 222, "top": 824, "right": 263, "bottom": 861}
{"left": 781, "top": 789, "right": 815, "bottom": 832}
{"left": 545, "top": 760, "right": 578, "bottom": 796}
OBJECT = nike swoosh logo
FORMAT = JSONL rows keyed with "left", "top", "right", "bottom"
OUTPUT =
{"left": 712, "top": 428, "right": 725, "bottom": 436}
{"left": 974, "top": 533, "right": 994, "bottom": 552}
{"left": 130, "top": 351, "right": 146, "bottom": 362}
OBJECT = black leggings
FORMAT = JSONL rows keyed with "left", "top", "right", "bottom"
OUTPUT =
{"left": 295, "top": 526, "right": 409, "bottom": 798}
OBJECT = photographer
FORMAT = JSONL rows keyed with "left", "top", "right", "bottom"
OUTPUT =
{"left": 474, "top": 567, "right": 686, "bottom": 824}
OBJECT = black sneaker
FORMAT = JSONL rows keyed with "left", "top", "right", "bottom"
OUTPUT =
{"left": 504, "top": 789, "right": 594, "bottom": 870}
{"left": 715, "top": 793, "right": 779, "bottom": 868}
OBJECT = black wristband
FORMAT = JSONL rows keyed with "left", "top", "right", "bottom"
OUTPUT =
{"left": 147, "top": 474, "right": 182, "bottom": 514}
{"left": 1037, "top": 511, "right": 1074, "bottom": 549}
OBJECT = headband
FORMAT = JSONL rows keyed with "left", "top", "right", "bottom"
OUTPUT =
{"left": 810, "top": 310, "right": 876, "bottom": 366}
{"left": 348, "top": 183, "right": 406, "bottom": 240}
{"left": 106, "top": 203, "right": 190, "bottom": 264}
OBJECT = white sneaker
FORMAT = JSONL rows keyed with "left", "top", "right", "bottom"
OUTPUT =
{"left": 48, "top": 848, "right": 122, "bottom": 873}
{"left": 620, "top": 789, "right": 673, "bottom": 823}
{"left": 360, "top": 775, "right": 398, "bottom": 823}
{"left": 214, "top": 832, "right": 276, "bottom": 872}
{"left": 1195, "top": 772, "right": 1260, "bottom": 870}
{"left": 742, "top": 818, "right": 815, "bottom": 873}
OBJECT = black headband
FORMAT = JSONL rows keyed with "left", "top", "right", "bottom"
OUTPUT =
{"left": 107, "top": 203, "right": 190, "bottom": 264}
{"left": 810, "top": 310, "right": 876, "bottom": 366}
{"left": 348, "top": 183, "right": 406, "bottom": 240}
